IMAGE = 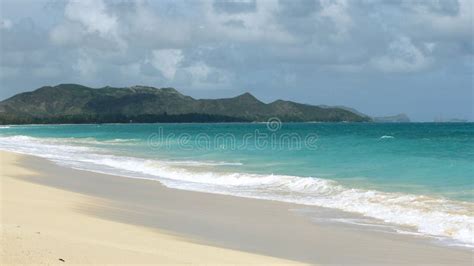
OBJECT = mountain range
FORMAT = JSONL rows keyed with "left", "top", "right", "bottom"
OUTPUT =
{"left": 0, "top": 84, "right": 371, "bottom": 124}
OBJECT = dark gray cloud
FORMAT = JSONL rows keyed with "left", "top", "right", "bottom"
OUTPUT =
{"left": 0, "top": 0, "right": 472, "bottom": 121}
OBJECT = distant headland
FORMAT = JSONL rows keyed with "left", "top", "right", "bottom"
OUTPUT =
{"left": 0, "top": 84, "right": 373, "bottom": 124}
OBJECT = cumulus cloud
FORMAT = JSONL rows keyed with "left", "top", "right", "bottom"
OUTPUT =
{"left": 185, "top": 61, "right": 211, "bottom": 82}
{"left": 0, "top": 19, "right": 12, "bottom": 30}
{"left": 151, "top": 49, "right": 184, "bottom": 80}
{"left": 0, "top": 0, "right": 473, "bottom": 120}
{"left": 74, "top": 53, "right": 98, "bottom": 77}
{"left": 203, "top": 0, "right": 295, "bottom": 44}
{"left": 65, "top": 0, "right": 118, "bottom": 36}
{"left": 50, "top": 0, "right": 124, "bottom": 50}
{"left": 50, "top": 21, "right": 86, "bottom": 45}
{"left": 318, "top": 0, "right": 353, "bottom": 40}
{"left": 122, "top": 1, "right": 193, "bottom": 48}
{"left": 404, "top": 0, "right": 473, "bottom": 45}
{"left": 371, "top": 36, "right": 434, "bottom": 73}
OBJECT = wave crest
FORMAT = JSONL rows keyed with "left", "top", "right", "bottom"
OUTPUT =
{"left": 0, "top": 135, "right": 472, "bottom": 247}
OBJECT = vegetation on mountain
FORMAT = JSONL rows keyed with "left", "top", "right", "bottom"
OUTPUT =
{"left": 0, "top": 84, "right": 371, "bottom": 124}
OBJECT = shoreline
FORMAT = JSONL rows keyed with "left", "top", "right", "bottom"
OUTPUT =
{"left": 1, "top": 151, "right": 473, "bottom": 264}
{"left": 1, "top": 151, "right": 302, "bottom": 265}
{"left": 1, "top": 122, "right": 473, "bottom": 127}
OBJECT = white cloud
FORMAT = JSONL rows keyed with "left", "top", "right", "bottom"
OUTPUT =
{"left": 50, "top": 21, "right": 85, "bottom": 45}
{"left": 2, "top": 0, "right": 472, "bottom": 109}
{"left": 424, "top": 42, "right": 436, "bottom": 53}
{"left": 65, "top": 0, "right": 118, "bottom": 37}
{"left": 151, "top": 49, "right": 184, "bottom": 80}
{"left": 0, "top": 19, "right": 12, "bottom": 30}
{"left": 203, "top": 0, "right": 295, "bottom": 44}
{"left": 319, "top": 0, "right": 353, "bottom": 41}
{"left": 74, "top": 54, "right": 98, "bottom": 77}
{"left": 185, "top": 61, "right": 212, "bottom": 82}
{"left": 408, "top": 0, "right": 473, "bottom": 40}
{"left": 50, "top": 0, "right": 125, "bottom": 50}
{"left": 126, "top": 1, "right": 192, "bottom": 48}
{"left": 184, "top": 61, "right": 234, "bottom": 88}
{"left": 371, "top": 36, "right": 433, "bottom": 73}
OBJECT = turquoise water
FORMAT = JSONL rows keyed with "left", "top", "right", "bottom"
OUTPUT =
{"left": 0, "top": 123, "right": 473, "bottom": 246}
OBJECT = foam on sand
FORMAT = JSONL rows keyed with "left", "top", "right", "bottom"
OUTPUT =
{"left": 0, "top": 135, "right": 472, "bottom": 247}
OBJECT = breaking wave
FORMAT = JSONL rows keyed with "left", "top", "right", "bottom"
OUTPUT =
{"left": 0, "top": 135, "right": 472, "bottom": 247}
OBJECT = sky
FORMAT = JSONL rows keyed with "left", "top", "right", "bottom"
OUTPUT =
{"left": 0, "top": 0, "right": 473, "bottom": 121}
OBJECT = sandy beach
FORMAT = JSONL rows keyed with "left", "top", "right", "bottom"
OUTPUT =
{"left": 0, "top": 151, "right": 302, "bottom": 265}
{"left": 1, "top": 151, "right": 472, "bottom": 265}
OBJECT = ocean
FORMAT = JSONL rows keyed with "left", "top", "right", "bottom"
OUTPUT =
{"left": 0, "top": 122, "right": 472, "bottom": 247}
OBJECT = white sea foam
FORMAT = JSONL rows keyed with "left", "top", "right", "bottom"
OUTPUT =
{"left": 1, "top": 136, "right": 140, "bottom": 146}
{"left": 380, "top": 135, "right": 395, "bottom": 139}
{"left": 165, "top": 160, "right": 243, "bottom": 166}
{"left": 106, "top": 138, "right": 141, "bottom": 143}
{"left": 0, "top": 135, "right": 472, "bottom": 248}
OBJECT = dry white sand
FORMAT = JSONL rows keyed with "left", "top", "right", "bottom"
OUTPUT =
{"left": 0, "top": 151, "right": 303, "bottom": 265}
{"left": 1, "top": 151, "right": 472, "bottom": 265}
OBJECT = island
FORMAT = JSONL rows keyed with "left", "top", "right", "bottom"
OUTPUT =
{"left": 0, "top": 84, "right": 371, "bottom": 124}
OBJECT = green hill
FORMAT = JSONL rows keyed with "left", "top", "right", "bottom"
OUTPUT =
{"left": 0, "top": 84, "right": 371, "bottom": 124}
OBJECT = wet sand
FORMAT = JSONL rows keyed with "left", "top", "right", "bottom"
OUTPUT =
{"left": 1, "top": 151, "right": 472, "bottom": 265}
